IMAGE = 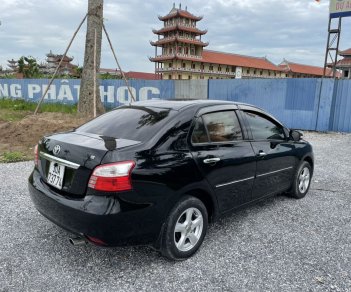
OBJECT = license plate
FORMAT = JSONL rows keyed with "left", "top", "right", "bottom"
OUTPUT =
{"left": 47, "top": 162, "right": 65, "bottom": 190}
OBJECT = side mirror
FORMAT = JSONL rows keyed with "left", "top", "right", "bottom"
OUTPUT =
{"left": 289, "top": 130, "right": 303, "bottom": 142}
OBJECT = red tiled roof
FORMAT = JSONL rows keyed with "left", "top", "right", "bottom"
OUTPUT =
{"left": 280, "top": 61, "right": 321, "bottom": 76}
{"left": 150, "top": 37, "right": 208, "bottom": 47}
{"left": 336, "top": 58, "right": 351, "bottom": 67}
{"left": 159, "top": 9, "right": 202, "bottom": 21}
{"left": 153, "top": 25, "right": 207, "bottom": 35}
{"left": 339, "top": 48, "right": 351, "bottom": 56}
{"left": 201, "top": 50, "right": 281, "bottom": 71}
{"left": 279, "top": 61, "right": 339, "bottom": 77}
{"left": 125, "top": 71, "right": 160, "bottom": 80}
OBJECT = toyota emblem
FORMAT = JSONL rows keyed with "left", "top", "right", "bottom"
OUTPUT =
{"left": 53, "top": 145, "right": 61, "bottom": 156}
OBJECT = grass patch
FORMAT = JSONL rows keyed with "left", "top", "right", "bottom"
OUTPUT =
{"left": 0, "top": 98, "right": 77, "bottom": 114}
{"left": 0, "top": 151, "right": 28, "bottom": 163}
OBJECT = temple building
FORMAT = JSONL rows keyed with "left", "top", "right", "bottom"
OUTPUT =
{"left": 40, "top": 50, "right": 77, "bottom": 75}
{"left": 150, "top": 4, "right": 328, "bottom": 80}
{"left": 335, "top": 48, "right": 351, "bottom": 79}
{"left": 7, "top": 59, "right": 18, "bottom": 71}
{"left": 278, "top": 60, "right": 336, "bottom": 78}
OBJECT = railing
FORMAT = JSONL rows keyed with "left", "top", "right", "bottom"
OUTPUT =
{"left": 156, "top": 67, "right": 236, "bottom": 76}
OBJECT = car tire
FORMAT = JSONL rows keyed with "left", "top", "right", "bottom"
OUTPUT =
{"left": 289, "top": 161, "right": 312, "bottom": 199}
{"left": 160, "top": 195, "right": 208, "bottom": 261}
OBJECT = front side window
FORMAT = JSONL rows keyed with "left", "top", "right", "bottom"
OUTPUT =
{"left": 243, "top": 111, "right": 285, "bottom": 140}
{"left": 192, "top": 111, "right": 242, "bottom": 144}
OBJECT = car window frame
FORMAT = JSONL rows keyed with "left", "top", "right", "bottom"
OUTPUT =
{"left": 240, "top": 109, "right": 287, "bottom": 142}
{"left": 189, "top": 109, "right": 246, "bottom": 146}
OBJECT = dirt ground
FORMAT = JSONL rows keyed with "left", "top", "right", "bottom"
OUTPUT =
{"left": 0, "top": 112, "right": 88, "bottom": 160}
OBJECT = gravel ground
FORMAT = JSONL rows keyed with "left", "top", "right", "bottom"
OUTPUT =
{"left": 0, "top": 132, "right": 350, "bottom": 292}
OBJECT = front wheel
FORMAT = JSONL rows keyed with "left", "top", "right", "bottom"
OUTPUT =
{"left": 289, "top": 161, "right": 312, "bottom": 199}
{"left": 160, "top": 196, "right": 208, "bottom": 260}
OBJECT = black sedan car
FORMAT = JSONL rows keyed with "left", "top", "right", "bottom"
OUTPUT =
{"left": 28, "top": 100, "right": 314, "bottom": 260}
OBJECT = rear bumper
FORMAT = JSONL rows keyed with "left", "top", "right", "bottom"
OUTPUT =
{"left": 28, "top": 169, "right": 162, "bottom": 246}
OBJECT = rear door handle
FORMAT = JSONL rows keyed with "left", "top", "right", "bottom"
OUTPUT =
{"left": 257, "top": 151, "right": 266, "bottom": 157}
{"left": 203, "top": 158, "right": 221, "bottom": 164}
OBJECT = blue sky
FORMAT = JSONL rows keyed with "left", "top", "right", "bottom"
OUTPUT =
{"left": 0, "top": 0, "right": 350, "bottom": 72}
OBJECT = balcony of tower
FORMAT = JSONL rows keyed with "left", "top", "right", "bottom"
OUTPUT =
{"left": 149, "top": 53, "right": 203, "bottom": 62}
{"left": 150, "top": 36, "right": 209, "bottom": 47}
{"left": 152, "top": 25, "right": 207, "bottom": 36}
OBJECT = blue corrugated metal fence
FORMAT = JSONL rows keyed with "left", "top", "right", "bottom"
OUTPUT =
{"left": 0, "top": 78, "right": 350, "bottom": 132}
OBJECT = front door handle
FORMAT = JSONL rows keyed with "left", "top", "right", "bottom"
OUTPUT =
{"left": 257, "top": 151, "right": 267, "bottom": 157}
{"left": 203, "top": 158, "right": 221, "bottom": 164}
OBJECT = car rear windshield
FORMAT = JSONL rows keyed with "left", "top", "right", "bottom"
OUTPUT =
{"left": 76, "top": 106, "right": 175, "bottom": 142}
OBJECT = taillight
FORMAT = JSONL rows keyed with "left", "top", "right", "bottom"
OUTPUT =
{"left": 34, "top": 144, "right": 39, "bottom": 167}
{"left": 88, "top": 161, "right": 135, "bottom": 192}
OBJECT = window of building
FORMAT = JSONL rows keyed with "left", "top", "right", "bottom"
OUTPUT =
{"left": 209, "top": 65, "right": 213, "bottom": 71}
{"left": 182, "top": 63, "right": 186, "bottom": 68}
{"left": 274, "top": 73, "right": 277, "bottom": 77}
{"left": 247, "top": 69, "right": 250, "bottom": 74}
{"left": 268, "top": 72, "right": 271, "bottom": 76}
{"left": 254, "top": 70, "right": 257, "bottom": 75}
{"left": 178, "top": 75, "right": 182, "bottom": 80}
{"left": 185, "top": 47, "right": 189, "bottom": 55}
{"left": 169, "top": 48, "right": 173, "bottom": 54}
{"left": 169, "top": 63, "right": 172, "bottom": 68}
{"left": 226, "top": 67, "right": 229, "bottom": 72}
{"left": 192, "top": 63, "right": 196, "bottom": 69}
{"left": 201, "top": 63, "right": 205, "bottom": 70}
{"left": 188, "top": 75, "right": 192, "bottom": 79}
{"left": 178, "top": 47, "right": 182, "bottom": 54}
{"left": 218, "top": 66, "right": 222, "bottom": 71}
{"left": 168, "top": 75, "right": 172, "bottom": 79}
{"left": 191, "top": 48, "right": 195, "bottom": 55}
{"left": 260, "top": 71, "right": 263, "bottom": 76}
{"left": 345, "top": 70, "right": 349, "bottom": 78}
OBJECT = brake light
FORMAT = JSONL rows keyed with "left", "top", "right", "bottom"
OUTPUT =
{"left": 88, "top": 161, "right": 135, "bottom": 192}
{"left": 34, "top": 144, "right": 39, "bottom": 167}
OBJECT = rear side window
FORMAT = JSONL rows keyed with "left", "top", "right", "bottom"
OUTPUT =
{"left": 243, "top": 111, "right": 285, "bottom": 140}
{"left": 77, "top": 107, "right": 174, "bottom": 142}
{"left": 191, "top": 118, "right": 209, "bottom": 143}
{"left": 192, "top": 111, "right": 243, "bottom": 143}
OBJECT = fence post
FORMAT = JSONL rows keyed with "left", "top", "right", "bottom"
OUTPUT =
{"left": 328, "top": 79, "right": 339, "bottom": 132}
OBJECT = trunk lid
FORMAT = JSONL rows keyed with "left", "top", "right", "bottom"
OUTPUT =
{"left": 38, "top": 131, "right": 141, "bottom": 196}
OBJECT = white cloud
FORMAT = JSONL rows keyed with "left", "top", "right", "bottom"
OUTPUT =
{"left": 0, "top": 0, "right": 350, "bottom": 71}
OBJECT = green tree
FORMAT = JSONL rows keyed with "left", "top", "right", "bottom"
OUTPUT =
{"left": 18, "top": 56, "right": 40, "bottom": 78}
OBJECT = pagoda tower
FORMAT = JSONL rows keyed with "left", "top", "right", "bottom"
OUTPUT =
{"left": 150, "top": 4, "right": 208, "bottom": 80}
{"left": 7, "top": 59, "right": 18, "bottom": 71}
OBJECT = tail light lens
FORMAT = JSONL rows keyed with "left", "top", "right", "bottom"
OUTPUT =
{"left": 88, "top": 161, "right": 135, "bottom": 192}
{"left": 34, "top": 144, "right": 39, "bottom": 167}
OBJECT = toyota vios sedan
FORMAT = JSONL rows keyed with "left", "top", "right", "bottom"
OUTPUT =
{"left": 28, "top": 100, "right": 314, "bottom": 260}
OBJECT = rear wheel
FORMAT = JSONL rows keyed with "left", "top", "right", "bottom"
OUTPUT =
{"left": 160, "top": 196, "right": 208, "bottom": 260}
{"left": 289, "top": 161, "right": 312, "bottom": 199}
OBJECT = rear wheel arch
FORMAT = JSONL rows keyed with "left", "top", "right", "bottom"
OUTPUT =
{"left": 303, "top": 155, "right": 314, "bottom": 170}
{"left": 181, "top": 188, "right": 217, "bottom": 222}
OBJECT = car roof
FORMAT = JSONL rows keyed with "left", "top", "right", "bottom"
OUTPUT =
{"left": 130, "top": 99, "right": 256, "bottom": 111}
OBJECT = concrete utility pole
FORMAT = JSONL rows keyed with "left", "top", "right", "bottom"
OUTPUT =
{"left": 78, "top": 0, "right": 105, "bottom": 118}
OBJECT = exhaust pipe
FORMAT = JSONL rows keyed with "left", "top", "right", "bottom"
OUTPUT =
{"left": 69, "top": 237, "right": 87, "bottom": 246}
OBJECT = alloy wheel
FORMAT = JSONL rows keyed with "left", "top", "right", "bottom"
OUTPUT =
{"left": 298, "top": 167, "right": 310, "bottom": 193}
{"left": 174, "top": 207, "right": 204, "bottom": 252}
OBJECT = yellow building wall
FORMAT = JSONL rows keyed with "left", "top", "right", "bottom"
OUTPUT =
{"left": 160, "top": 60, "right": 285, "bottom": 80}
